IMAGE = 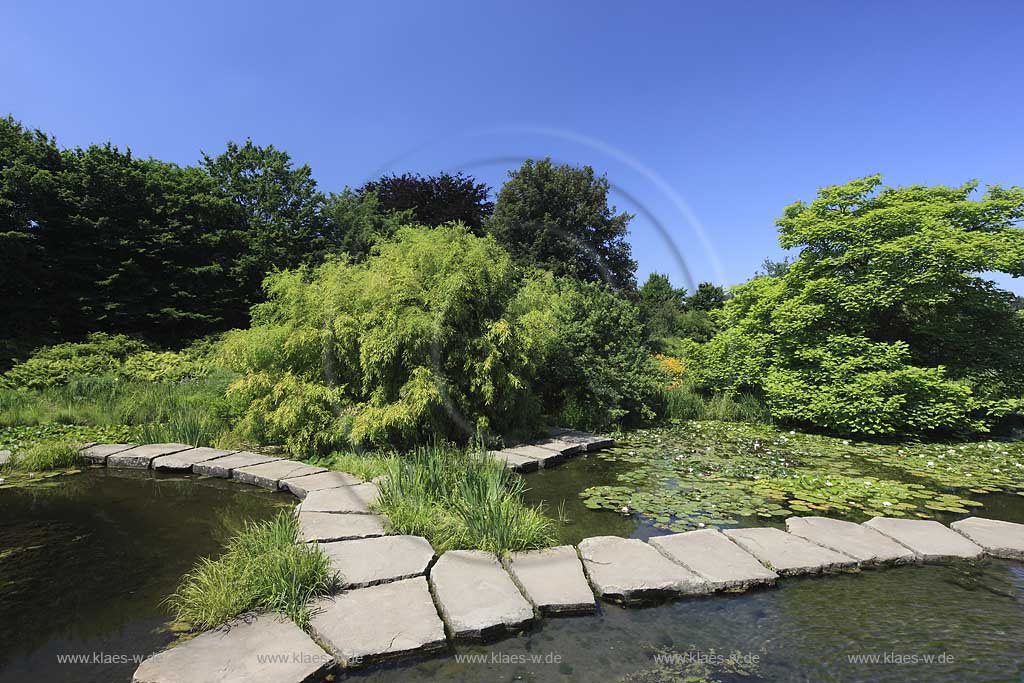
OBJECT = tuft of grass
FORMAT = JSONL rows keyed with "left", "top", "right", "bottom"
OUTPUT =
{"left": 660, "top": 384, "right": 772, "bottom": 424}
{"left": 4, "top": 440, "right": 83, "bottom": 472}
{"left": 376, "top": 443, "right": 556, "bottom": 554}
{"left": 311, "top": 450, "right": 396, "bottom": 482}
{"left": 166, "top": 511, "right": 338, "bottom": 631}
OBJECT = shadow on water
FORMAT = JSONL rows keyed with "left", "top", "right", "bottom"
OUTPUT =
{"left": 0, "top": 468, "right": 290, "bottom": 683}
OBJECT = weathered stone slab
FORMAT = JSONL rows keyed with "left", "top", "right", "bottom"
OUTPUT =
{"left": 281, "top": 470, "right": 362, "bottom": 498}
{"left": 310, "top": 577, "right": 446, "bottom": 667}
{"left": 0, "top": 450, "right": 11, "bottom": 466}
{"left": 80, "top": 443, "right": 137, "bottom": 465}
{"left": 429, "top": 550, "right": 533, "bottom": 640}
{"left": 531, "top": 438, "right": 585, "bottom": 455}
{"left": 108, "top": 443, "right": 193, "bottom": 469}
{"left": 151, "top": 447, "right": 237, "bottom": 472}
{"left": 723, "top": 527, "right": 857, "bottom": 575}
{"left": 548, "top": 428, "right": 614, "bottom": 451}
{"left": 320, "top": 535, "right": 434, "bottom": 588}
{"left": 864, "top": 517, "right": 983, "bottom": 561}
{"left": 132, "top": 612, "right": 332, "bottom": 683}
{"left": 489, "top": 450, "right": 539, "bottom": 473}
{"left": 232, "top": 460, "right": 326, "bottom": 490}
{"left": 950, "top": 517, "right": 1024, "bottom": 559}
{"left": 506, "top": 445, "right": 564, "bottom": 468}
{"left": 192, "top": 451, "right": 279, "bottom": 478}
{"left": 505, "top": 545, "right": 596, "bottom": 615}
{"left": 648, "top": 529, "right": 779, "bottom": 590}
{"left": 577, "top": 536, "right": 709, "bottom": 603}
{"left": 786, "top": 516, "right": 917, "bottom": 566}
{"left": 298, "top": 512, "right": 386, "bottom": 543}
{"left": 297, "top": 483, "right": 379, "bottom": 514}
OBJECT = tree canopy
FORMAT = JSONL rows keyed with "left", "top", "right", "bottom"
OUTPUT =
{"left": 358, "top": 171, "right": 492, "bottom": 234}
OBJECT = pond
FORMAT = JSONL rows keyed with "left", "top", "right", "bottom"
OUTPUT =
{"left": 0, "top": 468, "right": 291, "bottom": 683}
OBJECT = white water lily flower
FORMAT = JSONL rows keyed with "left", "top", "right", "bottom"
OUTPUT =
{"left": 620, "top": 506, "right": 630, "bottom": 513}
{"left": 882, "top": 501, "right": 892, "bottom": 507}
{"left": 697, "top": 522, "right": 706, "bottom": 528}
{"left": 825, "top": 481, "right": 833, "bottom": 486}
{"left": 926, "top": 461, "right": 935, "bottom": 466}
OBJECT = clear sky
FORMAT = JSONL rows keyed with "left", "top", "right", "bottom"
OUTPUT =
{"left": 4, "top": 0, "right": 1023, "bottom": 293}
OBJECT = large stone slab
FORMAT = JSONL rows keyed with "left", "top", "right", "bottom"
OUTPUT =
{"left": 548, "top": 428, "right": 614, "bottom": 451}
{"left": 506, "top": 445, "right": 565, "bottom": 468}
{"left": 232, "top": 460, "right": 326, "bottom": 490}
{"left": 152, "top": 447, "right": 237, "bottom": 472}
{"left": 489, "top": 450, "right": 539, "bottom": 473}
{"left": 132, "top": 612, "right": 333, "bottom": 683}
{"left": 505, "top": 545, "right": 596, "bottom": 615}
{"left": 80, "top": 443, "right": 137, "bottom": 465}
{"left": 577, "top": 536, "right": 709, "bottom": 603}
{"left": 531, "top": 438, "right": 585, "bottom": 455}
{"left": 950, "top": 517, "right": 1024, "bottom": 559}
{"left": 310, "top": 577, "right": 446, "bottom": 667}
{"left": 298, "top": 512, "right": 386, "bottom": 543}
{"left": 864, "top": 517, "right": 983, "bottom": 561}
{"left": 193, "top": 451, "right": 279, "bottom": 478}
{"left": 297, "top": 484, "right": 379, "bottom": 514}
{"left": 281, "top": 470, "right": 362, "bottom": 498}
{"left": 786, "top": 516, "right": 917, "bottom": 566}
{"left": 320, "top": 535, "right": 434, "bottom": 588}
{"left": 0, "top": 450, "right": 11, "bottom": 466}
{"left": 108, "top": 443, "right": 193, "bottom": 469}
{"left": 723, "top": 527, "right": 857, "bottom": 576}
{"left": 429, "top": 550, "right": 533, "bottom": 640}
{"left": 648, "top": 529, "right": 779, "bottom": 590}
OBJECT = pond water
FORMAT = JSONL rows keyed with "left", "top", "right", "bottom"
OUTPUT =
{"left": 0, "top": 469, "right": 291, "bottom": 683}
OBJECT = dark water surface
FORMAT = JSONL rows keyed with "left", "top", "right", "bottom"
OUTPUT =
{"left": 0, "top": 469, "right": 290, "bottom": 683}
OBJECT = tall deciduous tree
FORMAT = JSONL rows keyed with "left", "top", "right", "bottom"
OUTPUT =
{"left": 358, "top": 171, "right": 492, "bottom": 233}
{"left": 638, "top": 272, "right": 687, "bottom": 342}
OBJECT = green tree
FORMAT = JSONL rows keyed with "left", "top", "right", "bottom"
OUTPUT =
{"left": 688, "top": 282, "right": 727, "bottom": 312}
{"left": 321, "top": 188, "right": 413, "bottom": 261}
{"left": 488, "top": 158, "right": 637, "bottom": 289}
{"left": 358, "top": 172, "right": 492, "bottom": 233}
{"left": 637, "top": 273, "right": 687, "bottom": 342}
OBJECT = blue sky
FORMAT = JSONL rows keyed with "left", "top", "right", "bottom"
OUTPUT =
{"left": 4, "top": 0, "right": 1023, "bottom": 293}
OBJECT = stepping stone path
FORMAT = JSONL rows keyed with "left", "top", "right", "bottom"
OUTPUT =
{"left": 649, "top": 529, "right": 778, "bottom": 590}
{"left": 65, "top": 442, "right": 1019, "bottom": 683}
{"left": 578, "top": 536, "right": 709, "bottom": 603}
{"left": 490, "top": 427, "right": 613, "bottom": 472}
{"left": 505, "top": 545, "right": 596, "bottom": 615}
{"left": 430, "top": 550, "right": 534, "bottom": 640}
{"left": 724, "top": 527, "right": 858, "bottom": 575}
{"left": 950, "top": 517, "right": 1024, "bottom": 559}
{"left": 864, "top": 517, "right": 984, "bottom": 561}
{"left": 132, "top": 613, "right": 332, "bottom": 683}
{"left": 785, "top": 516, "right": 917, "bottom": 566}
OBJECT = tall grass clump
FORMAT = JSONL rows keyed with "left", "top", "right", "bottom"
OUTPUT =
{"left": 660, "top": 383, "right": 771, "bottom": 424}
{"left": 3, "top": 440, "right": 83, "bottom": 472}
{"left": 376, "top": 443, "right": 556, "bottom": 554}
{"left": 166, "top": 511, "right": 338, "bottom": 631}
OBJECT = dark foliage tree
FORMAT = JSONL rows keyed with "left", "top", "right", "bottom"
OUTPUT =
{"left": 358, "top": 171, "right": 492, "bottom": 233}
{"left": 688, "top": 282, "right": 727, "bottom": 312}
{"left": 637, "top": 272, "right": 687, "bottom": 342}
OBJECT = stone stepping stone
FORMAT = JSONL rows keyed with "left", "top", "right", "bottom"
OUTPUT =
{"left": 298, "top": 512, "right": 386, "bottom": 543}
{"left": 232, "top": 460, "right": 326, "bottom": 490}
{"left": 0, "top": 450, "right": 11, "bottom": 466}
{"left": 193, "top": 452, "right": 280, "bottom": 478}
{"left": 429, "top": 550, "right": 534, "bottom": 640}
{"left": 132, "top": 612, "right": 332, "bottom": 683}
{"left": 506, "top": 445, "right": 565, "bottom": 468}
{"left": 489, "top": 450, "right": 539, "bottom": 473}
{"left": 531, "top": 438, "right": 585, "bottom": 455}
{"left": 548, "top": 428, "right": 614, "bottom": 451}
{"left": 950, "top": 517, "right": 1024, "bottom": 559}
{"left": 864, "top": 517, "right": 983, "bottom": 561}
{"left": 108, "top": 443, "right": 193, "bottom": 469}
{"left": 152, "top": 447, "right": 237, "bottom": 472}
{"left": 648, "top": 529, "right": 778, "bottom": 591}
{"left": 577, "top": 536, "right": 709, "bottom": 604}
{"left": 723, "top": 527, "right": 857, "bottom": 576}
{"left": 505, "top": 545, "right": 596, "bottom": 615}
{"left": 281, "top": 470, "right": 362, "bottom": 498}
{"left": 81, "top": 443, "right": 137, "bottom": 465}
{"left": 310, "top": 577, "right": 446, "bottom": 667}
{"left": 297, "top": 483, "right": 379, "bottom": 514}
{"left": 786, "top": 516, "right": 917, "bottom": 566}
{"left": 321, "top": 535, "right": 435, "bottom": 588}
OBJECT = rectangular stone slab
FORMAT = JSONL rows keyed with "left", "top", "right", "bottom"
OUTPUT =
{"left": 530, "top": 438, "right": 585, "bottom": 455}
{"left": 0, "top": 450, "right": 11, "bottom": 466}
{"left": 297, "top": 483, "right": 379, "bottom": 514}
{"left": 320, "top": 535, "right": 435, "bottom": 588}
{"left": 950, "top": 517, "right": 1024, "bottom": 559}
{"left": 281, "top": 470, "right": 362, "bottom": 498}
{"left": 151, "top": 447, "right": 237, "bottom": 472}
{"left": 310, "top": 577, "right": 446, "bottom": 667}
{"left": 505, "top": 546, "right": 596, "bottom": 615}
{"left": 648, "top": 529, "right": 778, "bottom": 590}
{"left": 193, "top": 451, "right": 279, "bottom": 478}
{"left": 506, "top": 445, "right": 565, "bottom": 468}
{"left": 864, "top": 517, "right": 983, "bottom": 561}
{"left": 723, "top": 527, "right": 857, "bottom": 575}
{"left": 429, "top": 550, "right": 534, "bottom": 640}
{"left": 80, "top": 443, "right": 137, "bottom": 465}
{"left": 132, "top": 612, "right": 333, "bottom": 683}
{"left": 577, "top": 536, "right": 709, "bottom": 604}
{"left": 489, "top": 450, "right": 539, "bottom": 473}
{"left": 107, "top": 443, "right": 193, "bottom": 469}
{"left": 548, "top": 428, "right": 614, "bottom": 451}
{"left": 232, "top": 459, "right": 326, "bottom": 490}
{"left": 786, "top": 516, "right": 917, "bottom": 566}
{"left": 298, "top": 512, "right": 386, "bottom": 543}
